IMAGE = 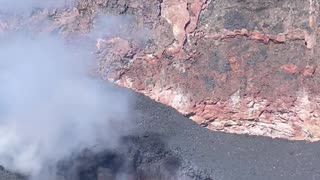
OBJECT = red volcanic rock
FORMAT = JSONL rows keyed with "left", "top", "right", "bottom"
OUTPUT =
{"left": 228, "top": 57, "right": 240, "bottom": 72}
{"left": 65, "top": 0, "right": 320, "bottom": 141}
{"left": 240, "top": 29, "right": 249, "bottom": 36}
{"left": 249, "top": 31, "right": 269, "bottom": 43}
{"left": 302, "top": 65, "right": 316, "bottom": 77}
{"left": 286, "top": 29, "right": 306, "bottom": 40}
{"left": 187, "top": 0, "right": 206, "bottom": 34}
{"left": 97, "top": 38, "right": 131, "bottom": 56}
{"left": 281, "top": 64, "right": 298, "bottom": 75}
{"left": 4, "top": 0, "right": 320, "bottom": 141}
{"left": 270, "top": 33, "right": 286, "bottom": 43}
{"left": 161, "top": 0, "right": 190, "bottom": 50}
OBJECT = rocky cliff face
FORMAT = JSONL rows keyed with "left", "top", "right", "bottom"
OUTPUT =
{"left": 1, "top": 0, "right": 320, "bottom": 141}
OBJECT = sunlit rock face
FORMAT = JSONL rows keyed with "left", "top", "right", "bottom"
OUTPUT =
{"left": 87, "top": 0, "right": 320, "bottom": 141}
{"left": 1, "top": 0, "right": 320, "bottom": 141}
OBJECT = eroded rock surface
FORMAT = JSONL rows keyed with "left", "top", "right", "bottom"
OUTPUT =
{"left": 98, "top": 0, "right": 320, "bottom": 141}
{"left": 1, "top": 0, "right": 320, "bottom": 141}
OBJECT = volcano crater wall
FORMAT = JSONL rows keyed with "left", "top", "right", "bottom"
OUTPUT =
{"left": 95, "top": 0, "right": 320, "bottom": 141}
{"left": 1, "top": 0, "right": 320, "bottom": 141}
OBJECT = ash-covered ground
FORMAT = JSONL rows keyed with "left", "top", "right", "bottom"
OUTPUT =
{"left": 2, "top": 87, "right": 320, "bottom": 180}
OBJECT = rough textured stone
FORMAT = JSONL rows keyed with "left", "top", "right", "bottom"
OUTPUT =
{"left": 106, "top": 0, "right": 320, "bottom": 141}
{"left": 1, "top": 0, "right": 320, "bottom": 141}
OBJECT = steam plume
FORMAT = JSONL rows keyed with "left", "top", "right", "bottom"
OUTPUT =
{"left": 0, "top": 0, "right": 73, "bottom": 13}
{"left": 0, "top": 33, "right": 132, "bottom": 179}
{"left": 0, "top": 0, "right": 136, "bottom": 179}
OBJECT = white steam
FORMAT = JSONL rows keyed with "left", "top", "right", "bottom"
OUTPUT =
{"left": 0, "top": 35, "right": 132, "bottom": 179}
{"left": 0, "top": 1, "right": 134, "bottom": 179}
{"left": 0, "top": 0, "right": 73, "bottom": 13}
